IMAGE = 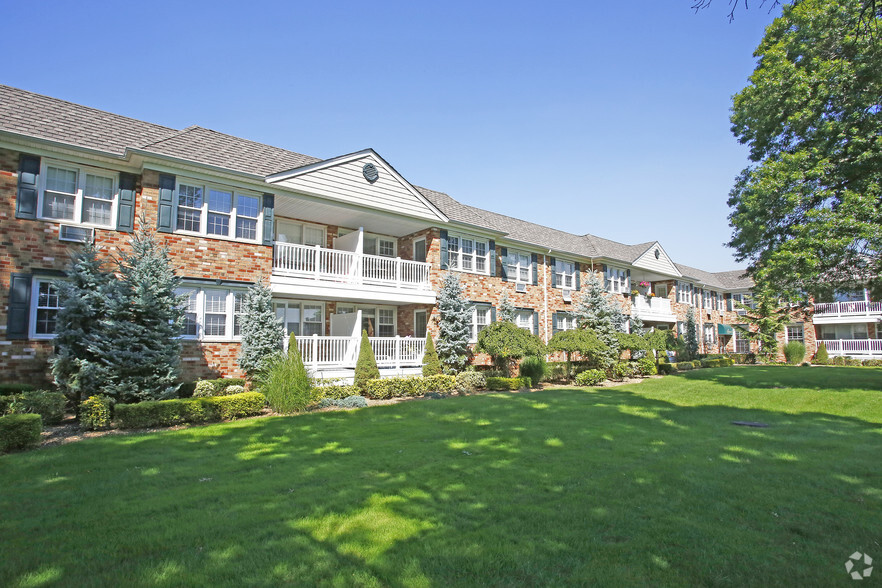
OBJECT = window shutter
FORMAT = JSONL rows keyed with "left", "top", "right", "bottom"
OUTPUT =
{"left": 7, "top": 273, "right": 32, "bottom": 340}
{"left": 157, "top": 173, "right": 176, "bottom": 233}
{"left": 489, "top": 239, "right": 496, "bottom": 276}
{"left": 15, "top": 154, "right": 40, "bottom": 220}
{"left": 602, "top": 264, "right": 609, "bottom": 290}
{"left": 532, "top": 310, "right": 539, "bottom": 336}
{"left": 262, "top": 193, "right": 275, "bottom": 246}
{"left": 574, "top": 262, "right": 580, "bottom": 291}
{"left": 551, "top": 311, "right": 559, "bottom": 335}
{"left": 500, "top": 247, "right": 508, "bottom": 281}
{"left": 116, "top": 172, "right": 137, "bottom": 232}
{"left": 439, "top": 230, "right": 449, "bottom": 269}
{"left": 531, "top": 253, "right": 538, "bottom": 286}
{"left": 725, "top": 293, "right": 733, "bottom": 311}
{"left": 490, "top": 306, "right": 497, "bottom": 323}
{"left": 550, "top": 257, "right": 557, "bottom": 287}
{"left": 626, "top": 269, "right": 631, "bottom": 291}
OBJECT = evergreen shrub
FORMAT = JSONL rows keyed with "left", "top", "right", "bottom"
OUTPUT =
{"left": 422, "top": 334, "right": 442, "bottom": 376}
{"left": 813, "top": 343, "right": 830, "bottom": 365}
{"left": 79, "top": 395, "right": 113, "bottom": 431}
{"left": 354, "top": 330, "right": 380, "bottom": 392}
{"left": 608, "top": 361, "right": 630, "bottom": 381}
{"left": 313, "top": 382, "right": 361, "bottom": 400}
{"left": 783, "top": 341, "right": 806, "bottom": 364}
{"left": 0, "top": 384, "right": 36, "bottom": 396}
{"left": 455, "top": 371, "right": 486, "bottom": 393}
{"left": 115, "top": 392, "right": 265, "bottom": 429}
{"left": 0, "top": 414, "right": 42, "bottom": 452}
{"left": 519, "top": 355, "right": 548, "bottom": 387}
{"left": 6, "top": 390, "right": 66, "bottom": 425}
{"left": 863, "top": 359, "right": 882, "bottom": 367}
{"left": 657, "top": 363, "right": 675, "bottom": 375}
{"left": 574, "top": 369, "right": 606, "bottom": 386}
{"left": 484, "top": 376, "right": 531, "bottom": 391}
{"left": 193, "top": 379, "right": 247, "bottom": 398}
{"left": 636, "top": 357, "right": 658, "bottom": 376}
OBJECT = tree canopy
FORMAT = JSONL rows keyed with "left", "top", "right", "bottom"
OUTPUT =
{"left": 727, "top": 0, "right": 882, "bottom": 300}
{"left": 476, "top": 321, "right": 545, "bottom": 373}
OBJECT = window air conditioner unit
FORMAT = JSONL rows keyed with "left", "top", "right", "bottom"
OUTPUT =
{"left": 515, "top": 282, "right": 527, "bottom": 293}
{"left": 562, "top": 289, "right": 573, "bottom": 302}
{"left": 59, "top": 225, "right": 94, "bottom": 243}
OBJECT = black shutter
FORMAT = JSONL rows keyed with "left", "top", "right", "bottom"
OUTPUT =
{"left": 574, "top": 262, "right": 581, "bottom": 291}
{"left": 500, "top": 247, "right": 508, "bottom": 281}
{"left": 490, "top": 306, "right": 497, "bottom": 323}
{"left": 551, "top": 311, "right": 559, "bottom": 334}
{"left": 533, "top": 310, "right": 539, "bottom": 336}
{"left": 626, "top": 269, "right": 631, "bottom": 291}
{"left": 16, "top": 154, "right": 40, "bottom": 219}
{"left": 439, "top": 230, "right": 449, "bottom": 269}
{"left": 117, "top": 172, "right": 137, "bottom": 232}
{"left": 550, "top": 257, "right": 557, "bottom": 287}
{"left": 7, "top": 274, "right": 32, "bottom": 339}
{"left": 488, "top": 239, "right": 496, "bottom": 276}
{"left": 531, "top": 253, "right": 538, "bottom": 286}
{"left": 262, "top": 193, "right": 275, "bottom": 246}
{"left": 157, "top": 174, "right": 176, "bottom": 232}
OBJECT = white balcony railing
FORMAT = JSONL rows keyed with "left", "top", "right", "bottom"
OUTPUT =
{"left": 817, "top": 339, "right": 882, "bottom": 357}
{"left": 632, "top": 296, "right": 674, "bottom": 316}
{"left": 293, "top": 334, "right": 426, "bottom": 370}
{"left": 273, "top": 242, "right": 431, "bottom": 291}
{"left": 813, "top": 301, "right": 882, "bottom": 316}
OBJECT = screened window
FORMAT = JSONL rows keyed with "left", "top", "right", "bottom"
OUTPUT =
{"left": 40, "top": 162, "right": 117, "bottom": 227}
{"left": 34, "top": 281, "right": 61, "bottom": 336}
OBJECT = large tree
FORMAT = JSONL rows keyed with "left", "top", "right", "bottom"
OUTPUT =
{"left": 727, "top": 0, "right": 882, "bottom": 300}
{"left": 435, "top": 273, "right": 472, "bottom": 373}
{"left": 238, "top": 280, "right": 284, "bottom": 380}
{"left": 574, "top": 274, "right": 627, "bottom": 367}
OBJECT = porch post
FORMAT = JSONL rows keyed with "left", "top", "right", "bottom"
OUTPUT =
{"left": 314, "top": 245, "right": 321, "bottom": 281}
{"left": 395, "top": 257, "right": 402, "bottom": 289}
{"left": 395, "top": 335, "right": 401, "bottom": 370}
{"left": 311, "top": 334, "right": 319, "bottom": 372}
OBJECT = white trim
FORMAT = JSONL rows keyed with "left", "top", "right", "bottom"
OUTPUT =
{"left": 448, "top": 233, "right": 490, "bottom": 276}
{"left": 30, "top": 278, "right": 61, "bottom": 340}
{"left": 413, "top": 309, "right": 428, "bottom": 338}
{"left": 412, "top": 237, "right": 427, "bottom": 263}
{"left": 178, "top": 285, "right": 250, "bottom": 342}
{"left": 37, "top": 158, "right": 119, "bottom": 229}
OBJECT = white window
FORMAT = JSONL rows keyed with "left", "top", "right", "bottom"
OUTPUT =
{"left": 703, "top": 290, "right": 719, "bottom": 309}
{"left": 470, "top": 305, "right": 492, "bottom": 342}
{"left": 274, "top": 300, "right": 326, "bottom": 338}
{"left": 677, "top": 281, "right": 695, "bottom": 305}
{"left": 508, "top": 251, "right": 532, "bottom": 284}
{"left": 413, "top": 238, "right": 427, "bottom": 263}
{"left": 39, "top": 161, "right": 118, "bottom": 227}
{"left": 377, "top": 309, "right": 395, "bottom": 337}
{"left": 178, "top": 287, "right": 249, "bottom": 340}
{"left": 731, "top": 293, "right": 753, "bottom": 314}
{"left": 703, "top": 323, "right": 715, "bottom": 345}
{"left": 735, "top": 326, "right": 751, "bottom": 353}
{"left": 448, "top": 234, "right": 490, "bottom": 275}
{"left": 555, "top": 313, "right": 577, "bottom": 332}
{"left": 556, "top": 260, "right": 576, "bottom": 289}
{"left": 786, "top": 325, "right": 804, "bottom": 343}
{"left": 605, "top": 266, "right": 629, "bottom": 294}
{"left": 515, "top": 309, "right": 534, "bottom": 332}
{"left": 364, "top": 235, "right": 396, "bottom": 257}
{"left": 175, "top": 179, "right": 261, "bottom": 241}
{"left": 32, "top": 280, "right": 62, "bottom": 338}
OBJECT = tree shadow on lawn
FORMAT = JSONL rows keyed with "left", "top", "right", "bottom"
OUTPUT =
{"left": 2, "top": 388, "right": 880, "bottom": 587}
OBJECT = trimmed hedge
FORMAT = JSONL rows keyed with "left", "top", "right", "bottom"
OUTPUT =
{"left": 192, "top": 378, "right": 247, "bottom": 398}
{"left": 3, "top": 390, "right": 67, "bottom": 425}
{"left": 574, "top": 369, "right": 606, "bottom": 386}
{"left": 636, "top": 357, "right": 657, "bottom": 376}
{"left": 313, "top": 383, "right": 361, "bottom": 401}
{"left": 455, "top": 371, "right": 486, "bottom": 393}
{"left": 0, "top": 413, "right": 42, "bottom": 453}
{"left": 318, "top": 395, "right": 368, "bottom": 409}
{"left": 364, "top": 375, "right": 457, "bottom": 400}
{"left": 0, "top": 383, "right": 37, "bottom": 396}
{"left": 485, "top": 376, "right": 532, "bottom": 391}
{"left": 115, "top": 392, "right": 266, "bottom": 429}
{"left": 658, "top": 363, "right": 675, "bottom": 375}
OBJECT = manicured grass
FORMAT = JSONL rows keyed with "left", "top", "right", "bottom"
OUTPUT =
{"left": 2, "top": 366, "right": 880, "bottom": 586}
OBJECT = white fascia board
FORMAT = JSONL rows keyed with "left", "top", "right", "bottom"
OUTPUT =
{"left": 0, "top": 132, "right": 139, "bottom": 173}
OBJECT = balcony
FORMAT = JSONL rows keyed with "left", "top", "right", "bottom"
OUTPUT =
{"left": 271, "top": 242, "right": 435, "bottom": 304}
{"left": 813, "top": 301, "right": 882, "bottom": 324}
{"left": 817, "top": 339, "right": 882, "bottom": 358}
{"left": 291, "top": 334, "right": 426, "bottom": 372}
{"left": 631, "top": 296, "right": 677, "bottom": 323}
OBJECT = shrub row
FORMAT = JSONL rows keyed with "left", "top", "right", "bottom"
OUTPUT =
{"left": 364, "top": 375, "right": 457, "bottom": 399}
{"left": 0, "top": 414, "right": 42, "bottom": 453}
{"left": 485, "top": 376, "right": 532, "bottom": 391}
{"left": 313, "top": 382, "right": 362, "bottom": 400}
{"left": 192, "top": 378, "right": 247, "bottom": 398}
{"left": 0, "top": 383, "right": 37, "bottom": 396}
{"left": 815, "top": 356, "right": 882, "bottom": 367}
{"left": 1, "top": 390, "right": 67, "bottom": 425}
{"left": 318, "top": 395, "right": 368, "bottom": 409}
{"left": 115, "top": 392, "right": 266, "bottom": 429}
{"left": 455, "top": 371, "right": 486, "bottom": 393}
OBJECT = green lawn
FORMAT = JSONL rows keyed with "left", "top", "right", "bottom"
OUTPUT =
{"left": 2, "top": 366, "right": 880, "bottom": 587}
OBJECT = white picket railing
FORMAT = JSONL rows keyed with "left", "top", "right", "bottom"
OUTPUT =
{"left": 632, "top": 296, "right": 674, "bottom": 318}
{"left": 292, "top": 334, "right": 426, "bottom": 370}
{"left": 813, "top": 301, "right": 882, "bottom": 316}
{"left": 817, "top": 339, "right": 882, "bottom": 357}
{"left": 273, "top": 242, "right": 431, "bottom": 290}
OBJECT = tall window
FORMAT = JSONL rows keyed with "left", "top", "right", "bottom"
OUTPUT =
{"left": 677, "top": 281, "right": 695, "bottom": 305}
{"left": 414, "top": 310, "right": 428, "bottom": 338}
{"left": 175, "top": 179, "right": 261, "bottom": 241}
{"left": 507, "top": 251, "right": 531, "bottom": 283}
{"left": 735, "top": 326, "right": 751, "bottom": 353}
{"left": 703, "top": 323, "right": 715, "bottom": 345}
{"left": 470, "top": 305, "right": 492, "bottom": 342}
{"left": 605, "top": 266, "right": 629, "bottom": 294}
{"left": 448, "top": 234, "right": 490, "bottom": 275}
{"left": 275, "top": 301, "right": 326, "bottom": 338}
{"left": 182, "top": 290, "right": 199, "bottom": 337}
{"left": 203, "top": 290, "right": 229, "bottom": 337}
{"left": 413, "top": 239, "right": 427, "bottom": 263}
{"left": 40, "top": 161, "right": 118, "bottom": 227}
{"left": 556, "top": 260, "right": 576, "bottom": 289}
{"left": 34, "top": 281, "right": 61, "bottom": 336}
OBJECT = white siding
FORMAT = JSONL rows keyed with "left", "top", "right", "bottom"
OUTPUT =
{"left": 633, "top": 242, "right": 681, "bottom": 276}
{"left": 271, "top": 155, "right": 439, "bottom": 221}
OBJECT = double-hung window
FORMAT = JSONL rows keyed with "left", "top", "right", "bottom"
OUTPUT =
{"left": 605, "top": 266, "right": 629, "bottom": 294}
{"left": 448, "top": 234, "right": 490, "bottom": 275}
{"left": 677, "top": 281, "right": 695, "bottom": 305}
{"left": 507, "top": 251, "right": 531, "bottom": 283}
{"left": 555, "top": 312, "right": 577, "bottom": 332}
{"left": 556, "top": 260, "right": 576, "bottom": 289}
{"left": 470, "top": 305, "right": 492, "bottom": 342}
{"left": 786, "top": 325, "right": 804, "bottom": 343}
{"left": 735, "top": 327, "right": 751, "bottom": 353}
{"left": 178, "top": 287, "right": 249, "bottom": 340}
{"left": 175, "top": 179, "right": 261, "bottom": 241}
{"left": 40, "top": 161, "right": 118, "bottom": 227}
{"left": 33, "top": 280, "right": 62, "bottom": 337}
{"left": 703, "top": 323, "right": 715, "bottom": 345}
{"left": 515, "top": 309, "right": 533, "bottom": 332}
{"left": 274, "top": 301, "right": 326, "bottom": 338}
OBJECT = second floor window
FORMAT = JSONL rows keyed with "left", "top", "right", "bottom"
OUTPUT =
{"left": 507, "top": 252, "right": 531, "bottom": 283}
{"left": 40, "top": 161, "right": 117, "bottom": 227}
{"left": 677, "top": 281, "right": 695, "bottom": 305}
{"left": 555, "top": 260, "right": 576, "bottom": 289}
{"left": 176, "top": 180, "right": 261, "bottom": 241}
{"left": 605, "top": 266, "right": 629, "bottom": 294}
{"left": 449, "top": 235, "right": 489, "bottom": 275}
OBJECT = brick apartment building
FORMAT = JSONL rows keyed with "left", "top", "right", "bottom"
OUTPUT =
{"left": 1, "top": 85, "right": 878, "bottom": 384}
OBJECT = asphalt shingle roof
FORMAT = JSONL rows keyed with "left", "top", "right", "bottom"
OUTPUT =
{"left": 1, "top": 84, "right": 750, "bottom": 288}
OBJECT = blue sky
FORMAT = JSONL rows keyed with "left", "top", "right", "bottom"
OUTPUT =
{"left": 3, "top": 1, "right": 781, "bottom": 272}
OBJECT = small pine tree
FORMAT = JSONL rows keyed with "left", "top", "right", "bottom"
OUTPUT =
{"left": 684, "top": 307, "right": 699, "bottom": 360}
{"left": 238, "top": 280, "right": 285, "bottom": 379}
{"left": 354, "top": 330, "right": 380, "bottom": 391}
{"left": 814, "top": 342, "right": 829, "bottom": 364}
{"left": 497, "top": 291, "right": 516, "bottom": 323}
{"left": 737, "top": 286, "right": 788, "bottom": 360}
{"left": 50, "top": 241, "right": 116, "bottom": 407}
{"left": 436, "top": 273, "right": 472, "bottom": 373}
{"left": 628, "top": 313, "right": 647, "bottom": 359}
{"left": 92, "top": 225, "right": 184, "bottom": 403}
{"left": 574, "top": 273, "right": 626, "bottom": 367}
{"left": 422, "top": 333, "right": 442, "bottom": 376}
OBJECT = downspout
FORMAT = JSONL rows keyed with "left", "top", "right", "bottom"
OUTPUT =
{"left": 543, "top": 251, "right": 550, "bottom": 343}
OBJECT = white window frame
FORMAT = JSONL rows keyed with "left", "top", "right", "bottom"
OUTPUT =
{"left": 38, "top": 159, "right": 119, "bottom": 228}
{"left": 555, "top": 260, "right": 576, "bottom": 290}
{"left": 178, "top": 287, "right": 249, "bottom": 341}
{"left": 514, "top": 309, "right": 534, "bottom": 332}
{"left": 703, "top": 323, "right": 715, "bottom": 346}
{"left": 507, "top": 251, "right": 532, "bottom": 284}
{"left": 30, "top": 279, "right": 62, "bottom": 339}
{"left": 555, "top": 312, "right": 577, "bottom": 332}
{"left": 414, "top": 309, "right": 428, "bottom": 338}
{"left": 606, "top": 266, "right": 629, "bottom": 294}
{"left": 677, "top": 281, "right": 695, "bottom": 305}
{"left": 448, "top": 233, "right": 490, "bottom": 276}
{"left": 786, "top": 325, "right": 804, "bottom": 344}
{"left": 469, "top": 304, "right": 492, "bottom": 343}
{"left": 274, "top": 300, "right": 326, "bottom": 338}
{"left": 364, "top": 234, "right": 397, "bottom": 258}
{"left": 413, "top": 238, "right": 427, "bottom": 263}
{"left": 174, "top": 178, "right": 262, "bottom": 243}
{"left": 277, "top": 219, "right": 326, "bottom": 246}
